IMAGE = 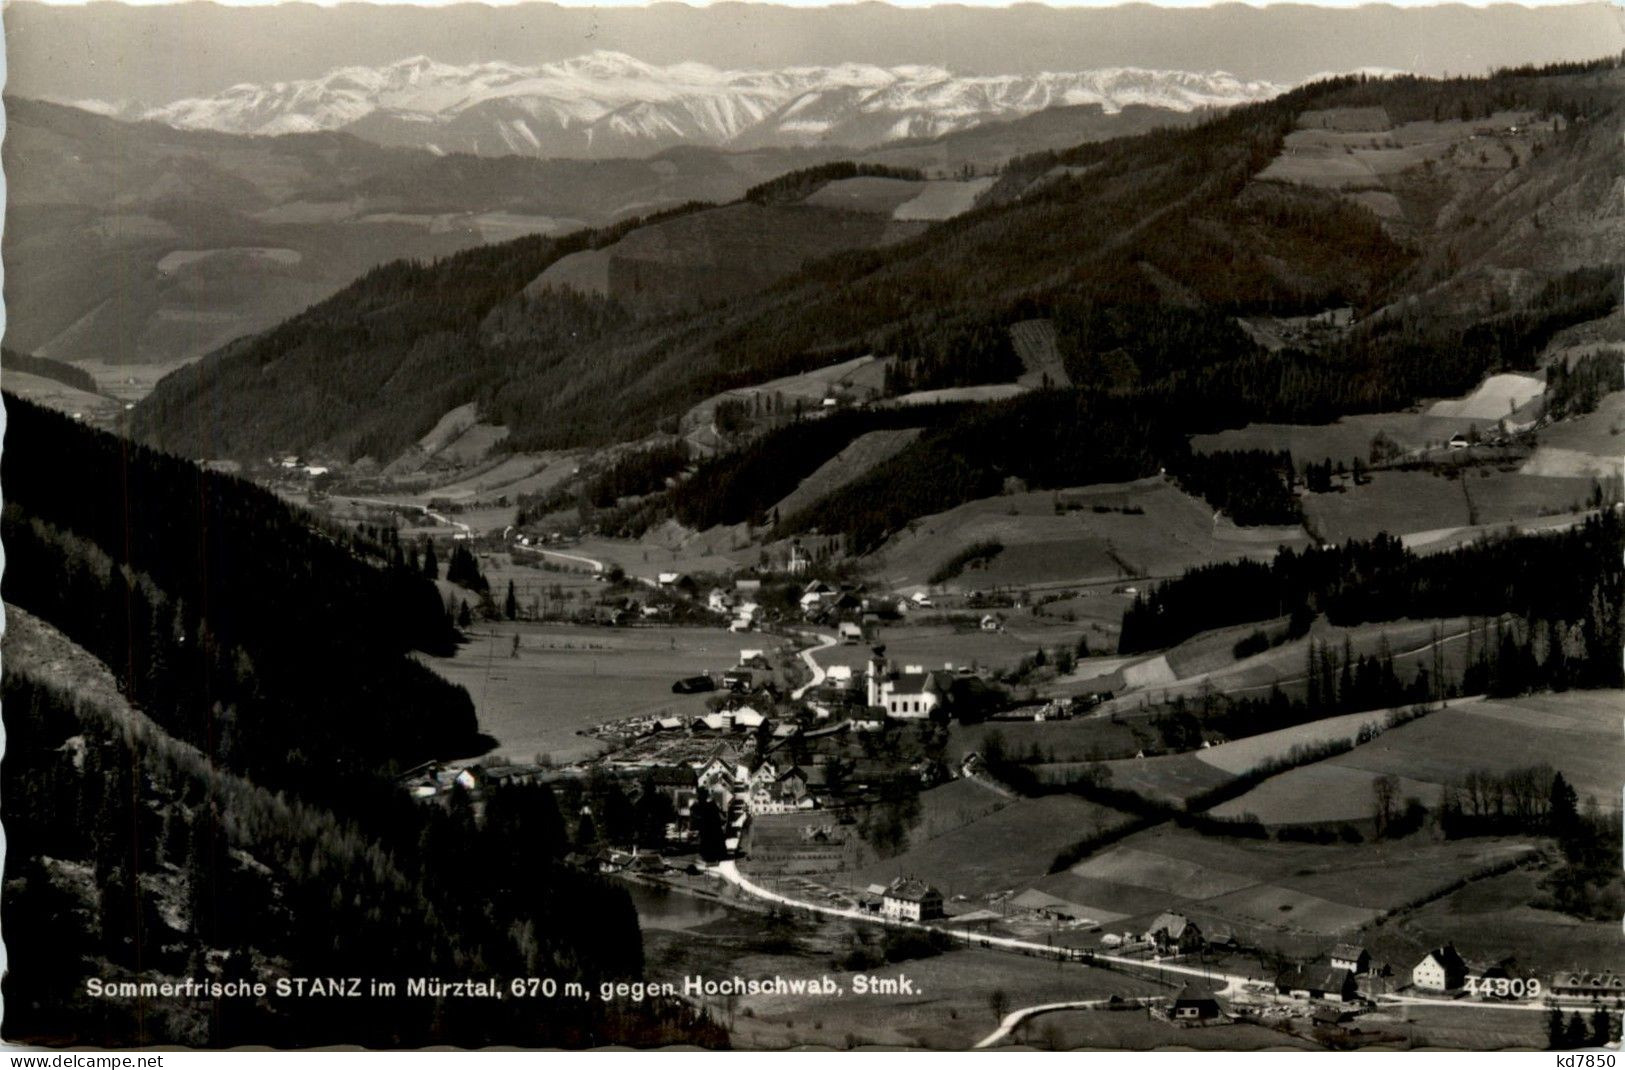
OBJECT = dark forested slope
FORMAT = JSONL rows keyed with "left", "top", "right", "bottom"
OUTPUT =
{"left": 2, "top": 395, "right": 479, "bottom": 801}
{"left": 1, "top": 395, "right": 725, "bottom": 1047}
{"left": 131, "top": 62, "right": 1622, "bottom": 478}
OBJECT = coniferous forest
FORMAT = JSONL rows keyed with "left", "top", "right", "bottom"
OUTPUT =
{"left": 0, "top": 395, "right": 726, "bottom": 1048}
{"left": 1118, "top": 512, "right": 1624, "bottom": 691}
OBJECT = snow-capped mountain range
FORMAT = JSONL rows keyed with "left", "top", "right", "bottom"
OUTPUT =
{"left": 80, "top": 52, "right": 1289, "bottom": 159}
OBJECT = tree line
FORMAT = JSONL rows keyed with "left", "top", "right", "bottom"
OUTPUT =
{"left": 1119, "top": 513, "right": 1622, "bottom": 687}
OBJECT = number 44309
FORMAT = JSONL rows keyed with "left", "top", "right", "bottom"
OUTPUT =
{"left": 1466, "top": 976, "right": 1542, "bottom": 998}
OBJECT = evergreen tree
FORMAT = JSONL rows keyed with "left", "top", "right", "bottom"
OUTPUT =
{"left": 633, "top": 779, "right": 676, "bottom": 850}
{"left": 1591, "top": 1007, "right": 1614, "bottom": 1048}
{"left": 693, "top": 799, "right": 727, "bottom": 863}
{"left": 1549, "top": 1008, "right": 1567, "bottom": 1050}
{"left": 1549, "top": 771, "right": 1580, "bottom": 840}
{"left": 504, "top": 581, "right": 518, "bottom": 620}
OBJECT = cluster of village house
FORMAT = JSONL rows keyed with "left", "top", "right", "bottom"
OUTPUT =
{"left": 693, "top": 571, "right": 1004, "bottom": 638}
{"left": 801, "top": 886, "right": 1625, "bottom": 1022}
{"left": 406, "top": 558, "right": 1625, "bottom": 1019}
{"left": 400, "top": 637, "right": 982, "bottom": 856}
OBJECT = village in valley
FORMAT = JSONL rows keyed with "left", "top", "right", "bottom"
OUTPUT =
{"left": 360, "top": 455, "right": 1622, "bottom": 1050}
{"left": 260, "top": 210, "right": 1625, "bottom": 1047}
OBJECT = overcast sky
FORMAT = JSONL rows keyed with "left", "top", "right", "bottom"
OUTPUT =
{"left": 10, "top": 0, "right": 1613, "bottom": 6}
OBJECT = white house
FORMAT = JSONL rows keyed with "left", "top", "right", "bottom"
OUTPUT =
{"left": 980, "top": 613, "right": 1004, "bottom": 632}
{"left": 749, "top": 765, "right": 814, "bottom": 815}
{"left": 885, "top": 672, "right": 946, "bottom": 718}
{"left": 1144, "top": 912, "right": 1203, "bottom": 955}
{"left": 707, "top": 588, "right": 734, "bottom": 613}
{"left": 1412, "top": 946, "right": 1467, "bottom": 992}
{"left": 694, "top": 751, "right": 740, "bottom": 794}
{"left": 839, "top": 621, "right": 864, "bottom": 644}
{"left": 880, "top": 877, "right": 944, "bottom": 921}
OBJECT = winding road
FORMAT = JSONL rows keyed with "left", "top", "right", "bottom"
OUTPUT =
{"left": 975, "top": 997, "right": 1161, "bottom": 1048}
{"left": 710, "top": 861, "right": 1597, "bottom": 1047}
{"left": 714, "top": 861, "right": 1254, "bottom": 988}
{"left": 519, "top": 545, "right": 605, "bottom": 574}
{"left": 790, "top": 631, "right": 839, "bottom": 700}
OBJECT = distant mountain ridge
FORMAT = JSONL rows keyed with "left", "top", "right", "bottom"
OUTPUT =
{"left": 93, "top": 51, "right": 1287, "bottom": 158}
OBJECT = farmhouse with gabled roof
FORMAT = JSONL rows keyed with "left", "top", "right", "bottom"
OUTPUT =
{"left": 1276, "top": 964, "right": 1356, "bottom": 1003}
{"left": 881, "top": 877, "right": 944, "bottom": 922}
{"left": 1144, "top": 912, "right": 1203, "bottom": 955}
{"left": 1412, "top": 945, "right": 1467, "bottom": 992}
{"left": 1330, "top": 943, "right": 1370, "bottom": 975}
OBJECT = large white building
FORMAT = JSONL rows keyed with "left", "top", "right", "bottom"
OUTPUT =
{"left": 866, "top": 656, "right": 952, "bottom": 719}
{"left": 880, "top": 877, "right": 944, "bottom": 921}
{"left": 1412, "top": 946, "right": 1466, "bottom": 992}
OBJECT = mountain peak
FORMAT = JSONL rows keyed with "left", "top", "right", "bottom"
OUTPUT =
{"left": 137, "top": 53, "right": 1290, "bottom": 158}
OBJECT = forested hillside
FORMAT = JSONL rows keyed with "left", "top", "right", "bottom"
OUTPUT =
{"left": 1, "top": 395, "right": 725, "bottom": 1047}
{"left": 132, "top": 61, "right": 1623, "bottom": 536}
{"left": 1118, "top": 512, "right": 1624, "bottom": 680}
{"left": 0, "top": 347, "right": 102, "bottom": 392}
{"left": 3, "top": 396, "right": 478, "bottom": 805}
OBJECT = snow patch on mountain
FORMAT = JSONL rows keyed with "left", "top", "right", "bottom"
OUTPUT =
{"left": 127, "top": 51, "right": 1291, "bottom": 157}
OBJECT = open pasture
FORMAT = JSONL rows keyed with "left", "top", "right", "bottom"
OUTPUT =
{"left": 1360, "top": 864, "right": 1624, "bottom": 980}
{"left": 1021, "top": 1009, "right": 1320, "bottom": 1052}
{"left": 804, "top": 176, "right": 927, "bottom": 214}
{"left": 952, "top": 715, "right": 1152, "bottom": 766}
{"left": 837, "top": 793, "right": 1139, "bottom": 900}
{"left": 891, "top": 177, "right": 996, "bottom": 221}
{"left": 640, "top": 898, "right": 1166, "bottom": 1050}
{"left": 417, "top": 621, "right": 749, "bottom": 764}
{"left": 1098, "top": 616, "right": 1473, "bottom": 715}
{"left": 1037, "top": 824, "right": 1541, "bottom": 944}
{"left": 1191, "top": 408, "right": 1505, "bottom": 469}
{"left": 1093, "top": 752, "right": 1235, "bottom": 805}
{"left": 1302, "top": 470, "right": 1467, "bottom": 542}
{"left": 1195, "top": 707, "right": 1420, "bottom": 776}
{"left": 885, "top": 383, "right": 1028, "bottom": 407}
{"left": 1425, "top": 373, "right": 1543, "bottom": 420}
{"left": 569, "top": 524, "right": 755, "bottom": 583}
{"left": 869, "top": 477, "right": 1308, "bottom": 590}
{"left": 1064, "top": 703, "right": 1453, "bottom": 805}
{"left": 814, "top": 618, "right": 1086, "bottom": 675}
{"left": 0, "top": 369, "right": 118, "bottom": 421}
{"left": 1522, "top": 390, "right": 1625, "bottom": 479}
{"left": 681, "top": 354, "right": 888, "bottom": 436}
{"left": 1301, "top": 468, "right": 1590, "bottom": 544}
{"left": 773, "top": 428, "right": 923, "bottom": 520}
{"left": 802, "top": 175, "right": 996, "bottom": 222}
{"left": 1163, "top": 618, "right": 1292, "bottom": 679}
{"left": 1258, "top": 110, "right": 1538, "bottom": 192}
{"left": 1008, "top": 318, "right": 1071, "bottom": 388}
{"left": 1210, "top": 691, "right": 1623, "bottom": 825}
{"left": 70, "top": 357, "right": 184, "bottom": 406}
